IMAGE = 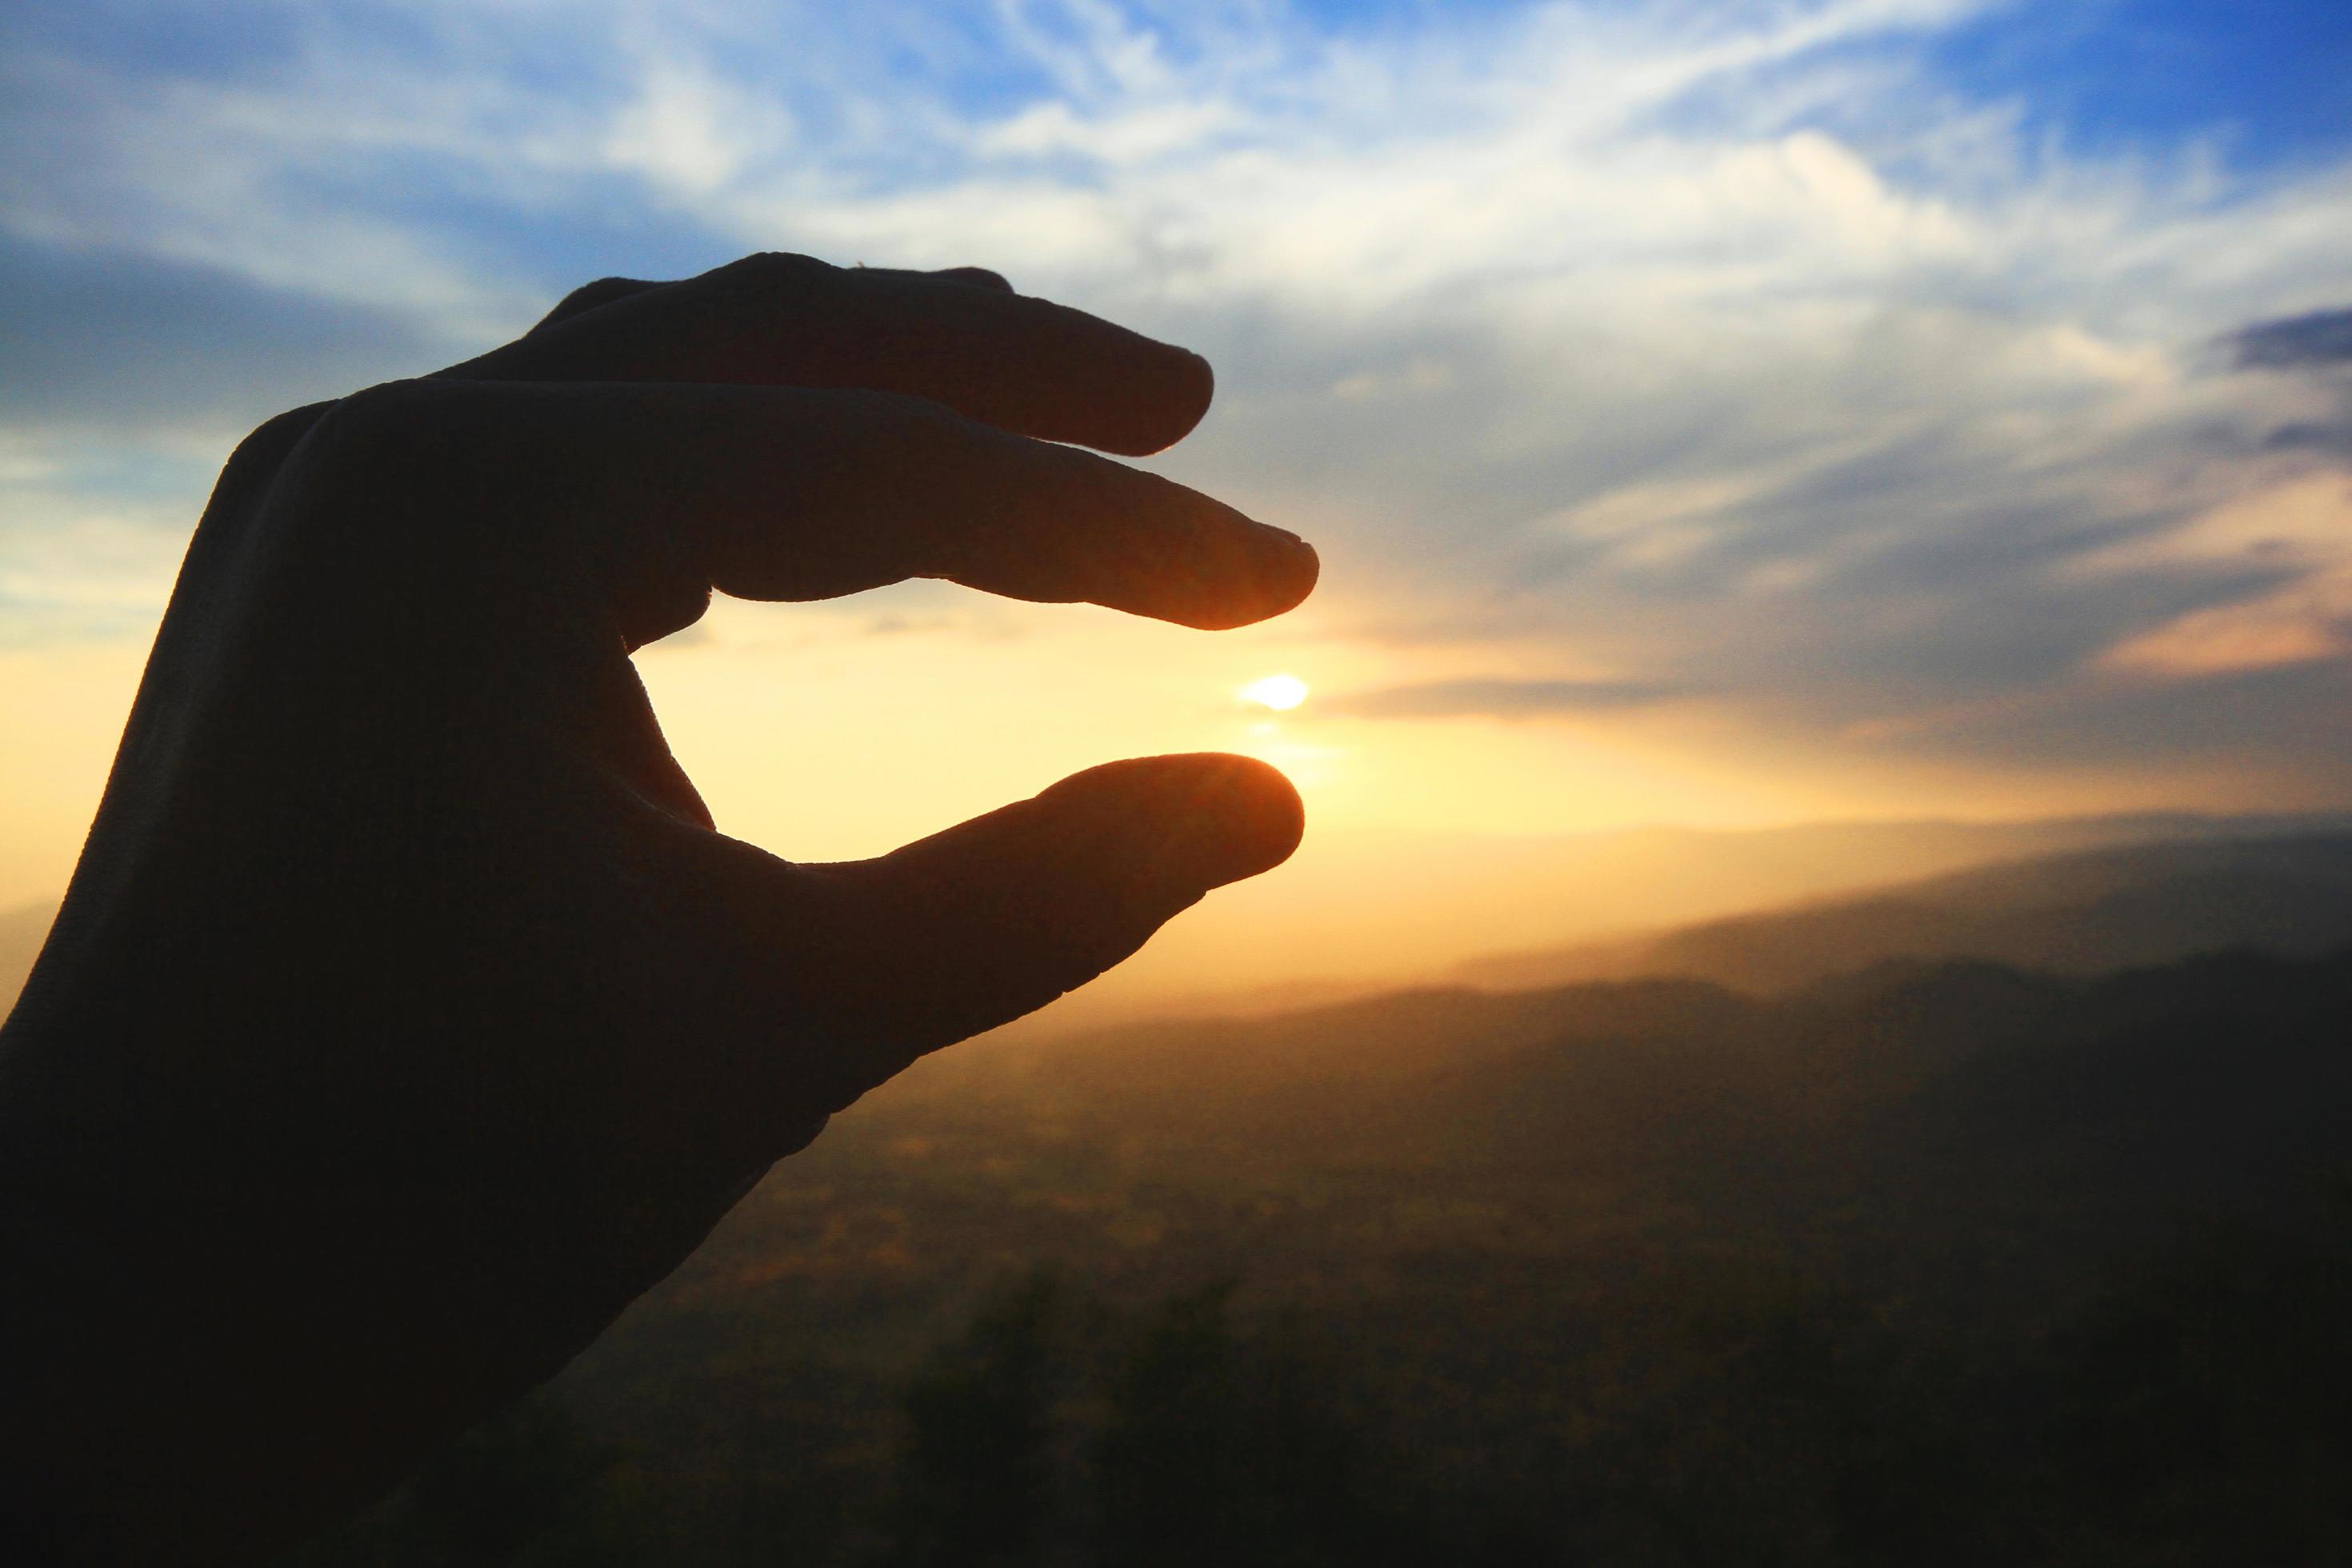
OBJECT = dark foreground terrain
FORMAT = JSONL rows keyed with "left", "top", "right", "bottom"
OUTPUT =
{"left": 282, "top": 926, "right": 2352, "bottom": 1566}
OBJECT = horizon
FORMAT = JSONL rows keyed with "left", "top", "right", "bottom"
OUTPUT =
{"left": 10, "top": 804, "right": 2352, "bottom": 1034}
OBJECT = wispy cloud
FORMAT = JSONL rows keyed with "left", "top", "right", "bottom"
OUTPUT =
{"left": 1323, "top": 678, "right": 1688, "bottom": 720}
{"left": 2227, "top": 307, "right": 2352, "bottom": 372}
{"left": 0, "top": 230, "right": 443, "bottom": 442}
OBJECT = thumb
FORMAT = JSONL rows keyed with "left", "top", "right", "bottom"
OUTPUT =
{"left": 807, "top": 753, "right": 1302, "bottom": 1086}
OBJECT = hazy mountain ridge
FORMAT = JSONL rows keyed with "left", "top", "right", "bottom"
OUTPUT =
{"left": 1455, "top": 830, "right": 2352, "bottom": 996}
{"left": 862, "top": 930, "right": 2352, "bottom": 1373}
{"left": 883, "top": 943, "right": 2352, "bottom": 1242}
{"left": 287, "top": 902, "right": 2352, "bottom": 1562}
{"left": 488, "top": 939, "right": 2352, "bottom": 1566}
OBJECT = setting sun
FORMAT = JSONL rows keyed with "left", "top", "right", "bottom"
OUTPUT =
{"left": 1240, "top": 673, "right": 1310, "bottom": 711}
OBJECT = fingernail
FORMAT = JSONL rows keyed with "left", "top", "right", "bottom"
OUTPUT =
{"left": 1176, "top": 348, "right": 1215, "bottom": 417}
{"left": 1253, "top": 527, "right": 1319, "bottom": 616}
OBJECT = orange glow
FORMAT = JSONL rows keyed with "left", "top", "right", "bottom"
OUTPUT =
{"left": 3, "top": 587, "right": 2342, "bottom": 1030}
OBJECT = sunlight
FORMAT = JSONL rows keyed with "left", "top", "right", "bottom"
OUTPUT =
{"left": 1240, "top": 673, "right": 1310, "bottom": 711}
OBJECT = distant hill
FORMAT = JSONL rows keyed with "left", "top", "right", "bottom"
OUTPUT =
{"left": 1455, "top": 831, "right": 2352, "bottom": 996}
{"left": 878, "top": 940, "right": 2352, "bottom": 1298}
{"left": 308, "top": 938, "right": 2352, "bottom": 1565}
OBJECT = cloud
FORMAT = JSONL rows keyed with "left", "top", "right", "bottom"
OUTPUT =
{"left": 1322, "top": 678, "right": 1688, "bottom": 720}
{"left": 0, "top": 229, "right": 449, "bottom": 443}
{"left": 2085, "top": 472, "right": 2352, "bottom": 681}
{"left": 2226, "top": 306, "right": 2352, "bottom": 372}
{"left": 3, "top": 0, "right": 2352, "bottom": 805}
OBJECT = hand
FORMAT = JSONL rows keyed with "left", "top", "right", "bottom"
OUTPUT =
{"left": 0, "top": 254, "right": 1315, "bottom": 1563}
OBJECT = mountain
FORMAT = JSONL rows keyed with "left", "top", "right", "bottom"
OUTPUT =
{"left": 293, "top": 939, "right": 2352, "bottom": 1565}
{"left": 1456, "top": 830, "right": 2352, "bottom": 995}
{"left": 896, "top": 944, "right": 2352, "bottom": 1206}
{"left": 863, "top": 938, "right": 2352, "bottom": 1318}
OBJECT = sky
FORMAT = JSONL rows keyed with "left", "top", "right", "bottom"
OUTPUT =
{"left": 5, "top": 0, "right": 2352, "bottom": 1002}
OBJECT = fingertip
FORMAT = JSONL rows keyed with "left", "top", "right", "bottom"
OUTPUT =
{"left": 1042, "top": 752, "right": 1304, "bottom": 890}
{"left": 1175, "top": 525, "right": 1319, "bottom": 631}
{"left": 1252, "top": 529, "right": 1321, "bottom": 625}
{"left": 1190, "top": 751, "right": 1306, "bottom": 885}
{"left": 1171, "top": 348, "right": 1216, "bottom": 441}
{"left": 818, "top": 753, "right": 1308, "bottom": 1062}
{"left": 1094, "top": 345, "right": 1215, "bottom": 457}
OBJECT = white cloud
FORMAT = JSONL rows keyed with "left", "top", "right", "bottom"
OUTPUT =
{"left": 601, "top": 59, "right": 792, "bottom": 194}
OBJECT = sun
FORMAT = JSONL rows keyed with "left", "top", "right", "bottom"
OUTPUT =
{"left": 1239, "top": 673, "right": 1310, "bottom": 711}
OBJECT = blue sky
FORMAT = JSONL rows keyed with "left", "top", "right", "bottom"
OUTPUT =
{"left": 1928, "top": 1, "right": 2352, "bottom": 169}
{"left": 5, "top": 0, "right": 2352, "bottom": 858}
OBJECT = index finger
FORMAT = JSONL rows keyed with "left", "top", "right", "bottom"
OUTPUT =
{"left": 293, "top": 378, "right": 1314, "bottom": 644}
{"left": 442, "top": 254, "right": 1215, "bottom": 457}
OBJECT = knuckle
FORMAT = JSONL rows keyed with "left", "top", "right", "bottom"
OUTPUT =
{"left": 286, "top": 378, "right": 444, "bottom": 490}
{"left": 230, "top": 401, "right": 336, "bottom": 466}
{"left": 938, "top": 265, "right": 1014, "bottom": 293}
{"left": 547, "top": 275, "right": 642, "bottom": 321}
{"left": 727, "top": 250, "right": 838, "bottom": 297}
{"left": 567, "top": 274, "right": 640, "bottom": 305}
{"left": 218, "top": 400, "right": 338, "bottom": 495}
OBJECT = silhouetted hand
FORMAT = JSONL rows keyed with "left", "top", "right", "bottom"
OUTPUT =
{"left": 0, "top": 254, "right": 1315, "bottom": 1563}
